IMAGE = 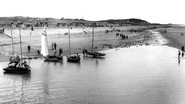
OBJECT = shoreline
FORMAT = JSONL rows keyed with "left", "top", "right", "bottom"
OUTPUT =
{"left": 0, "top": 26, "right": 182, "bottom": 62}
{"left": 157, "top": 26, "right": 185, "bottom": 51}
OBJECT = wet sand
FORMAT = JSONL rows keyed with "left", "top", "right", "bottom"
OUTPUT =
{"left": 158, "top": 25, "right": 185, "bottom": 50}
{"left": 0, "top": 25, "right": 177, "bottom": 62}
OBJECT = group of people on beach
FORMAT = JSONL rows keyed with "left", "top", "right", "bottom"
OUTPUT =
{"left": 181, "top": 33, "right": 184, "bottom": 36}
{"left": 52, "top": 42, "right": 57, "bottom": 50}
{"left": 115, "top": 33, "right": 129, "bottom": 40}
{"left": 82, "top": 48, "right": 88, "bottom": 56}
{"left": 26, "top": 42, "right": 63, "bottom": 56}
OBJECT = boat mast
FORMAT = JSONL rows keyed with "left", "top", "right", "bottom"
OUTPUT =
{"left": 10, "top": 24, "right": 14, "bottom": 54}
{"left": 44, "top": 25, "right": 48, "bottom": 51}
{"left": 92, "top": 23, "right": 94, "bottom": 52}
{"left": 19, "top": 26, "right": 23, "bottom": 61}
{"left": 68, "top": 26, "right": 71, "bottom": 55}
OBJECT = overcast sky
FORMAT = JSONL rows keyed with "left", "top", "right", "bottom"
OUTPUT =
{"left": 0, "top": 0, "right": 185, "bottom": 24}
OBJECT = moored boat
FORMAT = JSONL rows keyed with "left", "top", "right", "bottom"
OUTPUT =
{"left": 83, "top": 23, "right": 106, "bottom": 58}
{"left": 67, "top": 54, "right": 80, "bottom": 62}
{"left": 3, "top": 23, "right": 31, "bottom": 74}
{"left": 44, "top": 55, "right": 63, "bottom": 62}
{"left": 67, "top": 26, "right": 81, "bottom": 63}
{"left": 83, "top": 49, "right": 106, "bottom": 58}
{"left": 41, "top": 26, "right": 63, "bottom": 62}
{"left": 3, "top": 65, "right": 31, "bottom": 74}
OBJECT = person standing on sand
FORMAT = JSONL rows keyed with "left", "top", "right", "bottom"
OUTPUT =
{"left": 181, "top": 46, "right": 184, "bottom": 52}
{"left": 59, "top": 48, "right": 63, "bottom": 56}
{"left": 182, "top": 52, "right": 184, "bottom": 57}
{"left": 37, "top": 50, "right": 40, "bottom": 55}
{"left": 82, "top": 49, "right": 85, "bottom": 56}
{"left": 54, "top": 42, "right": 57, "bottom": 50}
{"left": 27, "top": 44, "right": 31, "bottom": 53}
{"left": 53, "top": 42, "right": 57, "bottom": 50}
{"left": 51, "top": 43, "right": 54, "bottom": 50}
{"left": 178, "top": 50, "right": 181, "bottom": 58}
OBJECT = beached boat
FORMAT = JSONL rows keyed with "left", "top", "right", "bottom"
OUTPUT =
{"left": 41, "top": 26, "right": 63, "bottom": 62}
{"left": 84, "top": 23, "right": 106, "bottom": 58}
{"left": 67, "top": 55, "right": 80, "bottom": 62}
{"left": 3, "top": 24, "right": 31, "bottom": 74}
{"left": 83, "top": 49, "right": 106, "bottom": 58}
{"left": 44, "top": 55, "right": 63, "bottom": 62}
{"left": 67, "top": 26, "right": 80, "bottom": 62}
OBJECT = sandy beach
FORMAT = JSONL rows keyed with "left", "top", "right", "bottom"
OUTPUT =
{"left": 0, "top": 25, "right": 182, "bottom": 62}
{"left": 157, "top": 25, "right": 185, "bottom": 50}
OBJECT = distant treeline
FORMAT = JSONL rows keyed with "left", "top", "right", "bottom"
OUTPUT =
{"left": 0, "top": 16, "right": 152, "bottom": 28}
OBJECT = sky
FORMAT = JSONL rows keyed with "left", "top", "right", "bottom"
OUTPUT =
{"left": 0, "top": 0, "right": 185, "bottom": 24}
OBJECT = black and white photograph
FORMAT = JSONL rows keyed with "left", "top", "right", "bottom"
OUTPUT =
{"left": 0, "top": 0, "right": 185, "bottom": 103}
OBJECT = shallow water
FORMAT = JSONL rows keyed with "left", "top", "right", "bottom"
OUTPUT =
{"left": 0, "top": 46, "right": 185, "bottom": 104}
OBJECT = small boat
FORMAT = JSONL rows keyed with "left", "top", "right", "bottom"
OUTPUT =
{"left": 44, "top": 55, "right": 63, "bottom": 62}
{"left": 41, "top": 26, "right": 63, "bottom": 62}
{"left": 67, "top": 55, "right": 80, "bottom": 62}
{"left": 67, "top": 26, "right": 81, "bottom": 63}
{"left": 83, "top": 24, "right": 106, "bottom": 58}
{"left": 3, "top": 65, "right": 31, "bottom": 74}
{"left": 3, "top": 60, "right": 31, "bottom": 74}
{"left": 83, "top": 49, "right": 106, "bottom": 58}
{"left": 3, "top": 23, "right": 31, "bottom": 74}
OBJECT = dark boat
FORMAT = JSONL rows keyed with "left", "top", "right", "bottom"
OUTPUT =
{"left": 3, "top": 23, "right": 31, "bottom": 74}
{"left": 67, "top": 55, "right": 80, "bottom": 62}
{"left": 83, "top": 49, "right": 106, "bottom": 58}
{"left": 83, "top": 23, "right": 106, "bottom": 58}
{"left": 44, "top": 55, "right": 63, "bottom": 62}
{"left": 67, "top": 26, "right": 81, "bottom": 63}
{"left": 3, "top": 64, "right": 31, "bottom": 74}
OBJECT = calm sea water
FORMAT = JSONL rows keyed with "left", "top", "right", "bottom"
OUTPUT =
{"left": 0, "top": 46, "right": 185, "bottom": 104}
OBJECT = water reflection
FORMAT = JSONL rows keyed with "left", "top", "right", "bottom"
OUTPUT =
{"left": 96, "top": 59, "right": 99, "bottom": 65}
{"left": 0, "top": 72, "right": 31, "bottom": 103}
{"left": 3, "top": 72, "right": 31, "bottom": 81}
{"left": 178, "top": 57, "right": 181, "bottom": 65}
{"left": 1, "top": 46, "right": 185, "bottom": 104}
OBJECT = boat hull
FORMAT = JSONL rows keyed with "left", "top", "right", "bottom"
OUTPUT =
{"left": 85, "top": 50, "right": 106, "bottom": 58}
{"left": 3, "top": 67, "right": 31, "bottom": 74}
{"left": 44, "top": 56, "right": 63, "bottom": 62}
{"left": 67, "top": 56, "right": 80, "bottom": 62}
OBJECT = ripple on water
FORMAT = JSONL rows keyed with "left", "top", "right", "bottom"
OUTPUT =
{"left": 0, "top": 46, "right": 185, "bottom": 104}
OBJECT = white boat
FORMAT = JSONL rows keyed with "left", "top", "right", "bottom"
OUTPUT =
{"left": 41, "top": 26, "right": 63, "bottom": 62}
